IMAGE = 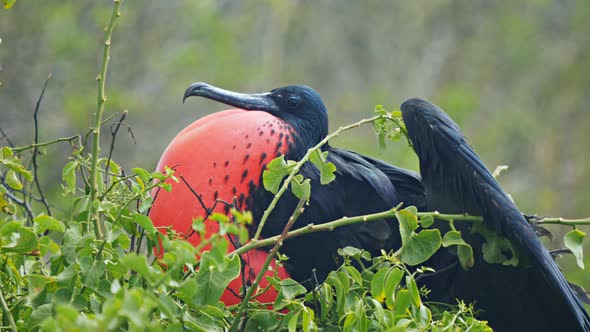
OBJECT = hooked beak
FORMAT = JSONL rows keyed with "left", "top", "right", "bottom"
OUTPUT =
{"left": 183, "top": 82, "right": 279, "bottom": 113}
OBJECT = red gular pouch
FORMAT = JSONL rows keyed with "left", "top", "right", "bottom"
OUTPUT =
{"left": 149, "top": 109, "right": 291, "bottom": 306}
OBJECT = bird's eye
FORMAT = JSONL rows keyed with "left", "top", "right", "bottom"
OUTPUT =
{"left": 287, "top": 96, "right": 300, "bottom": 109}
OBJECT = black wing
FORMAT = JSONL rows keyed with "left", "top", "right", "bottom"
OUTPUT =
{"left": 401, "top": 97, "right": 590, "bottom": 332}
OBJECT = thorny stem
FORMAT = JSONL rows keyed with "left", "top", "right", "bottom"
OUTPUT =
{"left": 87, "top": 0, "right": 123, "bottom": 239}
{"left": 228, "top": 198, "right": 306, "bottom": 332}
{"left": 30, "top": 74, "right": 53, "bottom": 216}
{"left": 253, "top": 115, "right": 383, "bottom": 240}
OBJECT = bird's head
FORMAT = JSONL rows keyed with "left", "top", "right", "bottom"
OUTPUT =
{"left": 183, "top": 82, "right": 329, "bottom": 150}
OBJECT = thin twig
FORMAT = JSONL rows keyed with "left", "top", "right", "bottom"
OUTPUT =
{"left": 30, "top": 74, "right": 53, "bottom": 216}
{"left": 180, "top": 176, "right": 212, "bottom": 216}
{"left": 228, "top": 198, "right": 307, "bottom": 332}
{"left": 253, "top": 115, "right": 383, "bottom": 240}
{"left": 105, "top": 110, "right": 129, "bottom": 183}
{"left": 87, "top": 0, "right": 123, "bottom": 239}
{"left": 0, "top": 128, "right": 14, "bottom": 147}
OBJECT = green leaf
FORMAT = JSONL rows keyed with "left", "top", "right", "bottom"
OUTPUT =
{"left": 5, "top": 169, "right": 23, "bottom": 190}
{"left": 291, "top": 174, "right": 311, "bottom": 201}
{"left": 262, "top": 155, "right": 291, "bottom": 194}
{"left": 396, "top": 207, "right": 419, "bottom": 244}
{"left": 192, "top": 252, "right": 240, "bottom": 306}
{"left": 273, "top": 278, "right": 307, "bottom": 310}
{"left": 121, "top": 253, "right": 157, "bottom": 283}
{"left": 105, "top": 159, "right": 121, "bottom": 175}
{"left": 400, "top": 229, "right": 442, "bottom": 266}
{"left": 338, "top": 246, "right": 370, "bottom": 261}
{"left": 416, "top": 304, "right": 432, "bottom": 328}
{"left": 0, "top": 184, "right": 16, "bottom": 214}
{"left": 3, "top": 0, "right": 16, "bottom": 9}
{"left": 230, "top": 209, "right": 253, "bottom": 225}
{"left": 29, "top": 304, "right": 53, "bottom": 328}
{"left": 2, "top": 226, "right": 38, "bottom": 253}
{"left": 0, "top": 220, "right": 21, "bottom": 235}
{"left": 1, "top": 154, "right": 32, "bottom": 181}
{"left": 344, "top": 265, "right": 363, "bottom": 285}
{"left": 288, "top": 310, "right": 301, "bottom": 332}
{"left": 473, "top": 223, "right": 518, "bottom": 266}
{"left": 33, "top": 215, "right": 66, "bottom": 233}
{"left": 309, "top": 150, "right": 337, "bottom": 185}
{"left": 564, "top": 229, "right": 585, "bottom": 269}
{"left": 406, "top": 275, "right": 421, "bottom": 307}
{"left": 1, "top": 146, "right": 12, "bottom": 158}
{"left": 393, "top": 289, "right": 411, "bottom": 317}
{"left": 80, "top": 257, "right": 106, "bottom": 288}
{"left": 133, "top": 214, "right": 157, "bottom": 235}
{"left": 370, "top": 268, "right": 389, "bottom": 303}
{"left": 132, "top": 167, "right": 151, "bottom": 183}
{"left": 301, "top": 307, "right": 315, "bottom": 332}
{"left": 442, "top": 230, "right": 466, "bottom": 247}
{"left": 457, "top": 243, "right": 475, "bottom": 270}
{"left": 384, "top": 268, "right": 404, "bottom": 309}
{"left": 209, "top": 213, "right": 229, "bottom": 223}
{"left": 245, "top": 312, "right": 281, "bottom": 331}
{"left": 72, "top": 195, "right": 91, "bottom": 217}
{"left": 419, "top": 214, "right": 434, "bottom": 228}
{"left": 39, "top": 236, "right": 60, "bottom": 256}
{"left": 330, "top": 275, "right": 345, "bottom": 315}
{"left": 62, "top": 161, "right": 77, "bottom": 193}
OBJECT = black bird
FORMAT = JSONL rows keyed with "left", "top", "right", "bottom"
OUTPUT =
{"left": 401, "top": 97, "right": 590, "bottom": 332}
{"left": 180, "top": 83, "right": 426, "bottom": 284}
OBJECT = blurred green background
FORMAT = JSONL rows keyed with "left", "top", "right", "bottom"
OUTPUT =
{"left": 1, "top": 1, "right": 589, "bottom": 287}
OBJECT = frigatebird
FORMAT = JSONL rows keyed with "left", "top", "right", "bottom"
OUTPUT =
{"left": 149, "top": 83, "right": 425, "bottom": 304}
{"left": 401, "top": 97, "right": 590, "bottom": 332}
{"left": 150, "top": 82, "right": 589, "bottom": 331}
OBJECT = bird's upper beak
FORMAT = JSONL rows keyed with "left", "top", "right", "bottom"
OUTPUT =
{"left": 183, "top": 82, "right": 279, "bottom": 113}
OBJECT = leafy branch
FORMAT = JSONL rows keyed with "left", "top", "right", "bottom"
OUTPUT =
{"left": 536, "top": 216, "right": 590, "bottom": 227}
{"left": 254, "top": 114, "right": 383, "bottom": 240}
{"left": 229, "top": 198, "right": 306, "bottom": 332}
{"left": 11, "top": 135, "right": 80, "bottom": 153}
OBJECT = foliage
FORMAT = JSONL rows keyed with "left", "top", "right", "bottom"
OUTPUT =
{"left": 1, "top": 2, "right": 589, "bottom": 331}
{"left": 0, "top": 131, "right": 502, "bottom": 332}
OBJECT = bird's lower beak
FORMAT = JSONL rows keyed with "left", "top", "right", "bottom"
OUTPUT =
{"left": 183, "top": 82, "right": 279, "bottom": 113}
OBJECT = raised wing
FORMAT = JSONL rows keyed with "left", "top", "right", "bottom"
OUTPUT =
{"left": 401, "top": 97, "right": 590, "bottom": 332}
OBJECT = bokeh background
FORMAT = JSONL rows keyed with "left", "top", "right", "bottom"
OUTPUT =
{"left": 1, "top": 1, "right": 589, "bottom": 287}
